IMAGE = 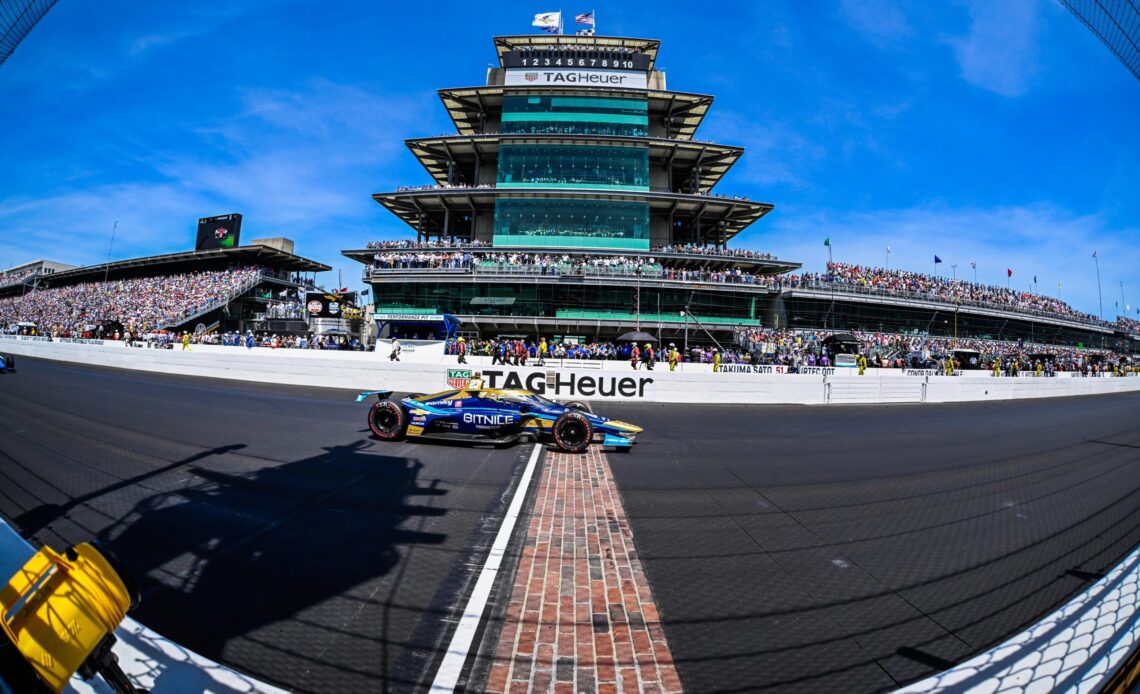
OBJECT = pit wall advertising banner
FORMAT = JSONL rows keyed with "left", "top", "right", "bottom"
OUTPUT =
{"left": 504, "top": 68, "right": 648, "bottom": 89}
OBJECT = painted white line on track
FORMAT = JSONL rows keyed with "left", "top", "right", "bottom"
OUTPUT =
{"left": 429, "top": 442, "right": 544, "bottom": 693}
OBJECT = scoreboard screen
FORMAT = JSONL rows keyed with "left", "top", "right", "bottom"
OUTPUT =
{"left": 196, "top": 213, "right": 242, "bottom": 250}
{"left": 502, "top": 50, "right": 650, "bottom": 72}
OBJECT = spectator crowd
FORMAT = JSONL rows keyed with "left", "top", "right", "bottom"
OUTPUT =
{"left": 0, "top": 267, "right": 263, "bottom": 336}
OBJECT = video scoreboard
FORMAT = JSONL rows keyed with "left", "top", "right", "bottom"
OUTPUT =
{"left": 196, "top": 213, "right": 242, "bottom": 250}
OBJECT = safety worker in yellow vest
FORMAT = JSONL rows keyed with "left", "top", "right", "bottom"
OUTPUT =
{"left": 668, "top": 343, "right": 679, "bottom": 371}
{"left": 857, "top": 353, "right": 867, "bottom": 376}
{"left": 712, "top": 348, "right": 721, "bottom": 373}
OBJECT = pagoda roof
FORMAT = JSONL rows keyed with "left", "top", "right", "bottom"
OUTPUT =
{"left": 405, "top": 133, "right": 742, "bottom": 192}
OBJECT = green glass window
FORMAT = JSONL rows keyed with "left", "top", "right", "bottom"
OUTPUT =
{"left": 497, "top": 144, "right": 649, "bottom": 191}
{"left": 501, "top": 95, "right": 648, "bottom": 137}
{"left": 493, "top": 198, "right": 649, "bottom": 250}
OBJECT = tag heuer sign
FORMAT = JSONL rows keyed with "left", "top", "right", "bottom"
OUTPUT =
{"left": 447, "top": 369, "right": 473, "bottom": 389}
{"left": 524, "top": 72, "right": 539, "bottom": 82}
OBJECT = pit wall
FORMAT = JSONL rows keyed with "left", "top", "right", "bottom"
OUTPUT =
{"left": 2, "top": 335, "right": 1138, "bottom": 405}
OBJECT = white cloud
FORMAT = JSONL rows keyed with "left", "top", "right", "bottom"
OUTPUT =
{"left": 948, "top": 0, "right": 1042, "bottom": 97}
{"left": 839, "top": 0, "right": 914, "bottom": 44}
{"left": 0, "top": 78, "right": 439, "bottom": 286}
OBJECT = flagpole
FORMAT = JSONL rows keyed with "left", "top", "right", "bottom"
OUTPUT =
{"left": 1093, "top": 251, "right": 1103, "bottom": 319}
{"left": 1121, "top": 280, "right": 1126, "bottom": 318}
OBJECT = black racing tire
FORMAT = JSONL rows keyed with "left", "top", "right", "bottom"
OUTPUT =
{"left": 368, "top": 400, "right": 407, "bottom": 440}
{"left": 564, "top": 400, "right": 590, "bottom": 413}
{"left": 2, "top": 354, "right": 12, "bottom": 371}
{"left": 552, "top": 410, "right": 593, "bottom": 453}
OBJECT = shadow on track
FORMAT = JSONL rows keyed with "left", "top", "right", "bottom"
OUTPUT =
{"left": 16, "top": 439, "right": 450, "bottom": 692}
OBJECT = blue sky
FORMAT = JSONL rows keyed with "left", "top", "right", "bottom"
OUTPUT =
{"left": 1, "top": 1, "right": 1137, "bottom": 318}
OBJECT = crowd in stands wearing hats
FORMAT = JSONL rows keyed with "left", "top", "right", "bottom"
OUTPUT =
{"left": 733, "top": 327, "right": 1124, "bottom": 374}
{"left": 1117, "top": 315, "right": 1140, "bottom": 334}
{"left": 0, "top": 267, "right": 39, "bottom": 289}
{"left": 799, "top": 263, "right": 1113, "bottom": 327}
{"left": 393, "top": 183, "right": 495, "bottom": 193}
{"left": 0, "top": 267, "right": 263, "bottom": 336}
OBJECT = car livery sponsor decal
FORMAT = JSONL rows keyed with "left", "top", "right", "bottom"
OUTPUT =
{"left": 463, "top": 413, "right": 515, "bottom": 426}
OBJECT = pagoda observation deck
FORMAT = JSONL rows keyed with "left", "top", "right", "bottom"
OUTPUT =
{"left": 343, "top": 30, "right": 798, "bottom": 342}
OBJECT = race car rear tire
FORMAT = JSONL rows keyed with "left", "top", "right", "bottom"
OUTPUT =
{"left": 1, "top": 354, "right": 12, "bottom": 371}
{"left": 368, "top": 400, "right": 407, "bottom": 440}
{"left": 564, "top": 400, "right": 589, "bottom": 412}
{"left": 552, "top": 411, "right": 593, "bottom": 453}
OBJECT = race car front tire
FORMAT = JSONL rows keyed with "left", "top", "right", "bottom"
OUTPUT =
{"left": 552, "top": 411, "right": 593, "bottom": 453}
{"left": 368, "top": 400, "right": 407, "bottom": 440}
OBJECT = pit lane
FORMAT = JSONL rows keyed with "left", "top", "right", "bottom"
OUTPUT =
{"left": 1, "top": 357, "right": 1137, "bottom": 693}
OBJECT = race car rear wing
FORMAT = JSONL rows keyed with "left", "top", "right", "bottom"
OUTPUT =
{"left": 355, "top": 390, "right": 393, "bottom": 402}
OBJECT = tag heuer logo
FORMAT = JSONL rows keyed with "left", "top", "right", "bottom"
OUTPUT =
{"left": 524, "top": 72, "right": 539, "bottom": 82}
{"left": 447, "top": 369, "right": 473, "bottom": 389}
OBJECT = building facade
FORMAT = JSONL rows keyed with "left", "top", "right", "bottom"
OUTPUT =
{"left": 345, "top": 33, "right": 1129, "bottom": 353}
{"left": 345, "top": 34, "right": 797, "bottom": 343}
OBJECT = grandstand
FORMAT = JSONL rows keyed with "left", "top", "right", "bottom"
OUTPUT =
{"left": 0, "top": 243, "right": 329, "bottom": 338}
{"left": 342, "top": 31, "right": 1135, "bottom": 357}
{"left": 0, "top": 258, "right": 76, "bottom": 294}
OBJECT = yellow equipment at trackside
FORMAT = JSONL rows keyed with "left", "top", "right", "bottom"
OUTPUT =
{"left": 1, "top": 542, "right": 136, "bottom": 693}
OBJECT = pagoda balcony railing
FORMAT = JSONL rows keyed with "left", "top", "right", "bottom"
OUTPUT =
{"left": 364, "top": 262, "right": 777, "bottom": 289}
{"left": 389, "top": 182, "right": 756, "bottom": 200}
{"left": 359, "top": 243, "right": 780, "bottom": 265}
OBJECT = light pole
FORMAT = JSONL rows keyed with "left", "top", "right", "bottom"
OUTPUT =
{"left": 885, "top": 245, "right": 890, "bottom": 271}
{"left": 951, "top": 263, "right": 957, "bottom": 280}
{"left": 1121, "top": 281, "right": 1127, "bottom": 318}
{"left": 1093, "top": 251, "right": 1103, "bottom": 319}
{"left": 971, "top": 261, "right": 977, "bottom": 284}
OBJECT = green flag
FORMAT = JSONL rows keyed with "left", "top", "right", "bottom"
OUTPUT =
{"left": 823, "top": 237, "right": 831, "bottom": 247}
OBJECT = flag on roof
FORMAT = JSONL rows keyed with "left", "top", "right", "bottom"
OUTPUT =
{"left": 934, "top": 255, "right": 942, "bottom": 264}
{"left": 823, "top": 237, "right": 830, "bottom": 247}
{"left": 533, "top": 11, "right": 561, "bottom": 33}
{"left": 1008, "top": 268, "right": 1013, "bottom": 277}
{"left": 970, "top": 260, "right": 976, "bottom": 269}
{"left": 575, "top": 11, "right": 595, "bottom": 25}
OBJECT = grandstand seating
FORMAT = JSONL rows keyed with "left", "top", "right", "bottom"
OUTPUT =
{"left": 0, "top": 267, "right": 263, "bottom": 335}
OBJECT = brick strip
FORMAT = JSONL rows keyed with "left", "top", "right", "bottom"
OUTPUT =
{"left": 485, "top": 446, "right": 682, "bottom": 694}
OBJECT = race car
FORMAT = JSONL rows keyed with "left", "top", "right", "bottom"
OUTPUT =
{"left": 0, "top": 353, "right": 14, "bottom": 372}
{"left": 356, "top": 374, "right": 641, "bottom": 453}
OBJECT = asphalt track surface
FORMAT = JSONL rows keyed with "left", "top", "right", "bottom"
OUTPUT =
{"left": 0, "top": 358, "right": 1137, "bottom": 693}
{"left": 591, "top": 395, "right": 1140, "bottom": 692}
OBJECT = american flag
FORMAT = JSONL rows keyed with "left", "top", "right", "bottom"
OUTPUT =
{"left": 575, "top": 11, "right": 594, "bottom": 26}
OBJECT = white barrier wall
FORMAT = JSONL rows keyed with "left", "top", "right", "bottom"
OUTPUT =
{"left": 3, "top": 337, "right": 1138, "bottom": 405}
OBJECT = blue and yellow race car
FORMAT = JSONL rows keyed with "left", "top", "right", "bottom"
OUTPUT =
{"left": 356, "top": 373, "right": 641, "bottom": 453}
{"left": 0, "top": 352, "right": 14, "bottom": 372}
